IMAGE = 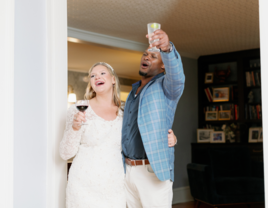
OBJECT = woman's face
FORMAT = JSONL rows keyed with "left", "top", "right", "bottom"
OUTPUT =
{"left": 90, "top": 65, "right": 115, "bottom": 95}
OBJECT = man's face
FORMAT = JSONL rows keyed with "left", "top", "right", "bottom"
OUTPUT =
{"left": 139, "top": 48, "right": 165, "bottom": 77}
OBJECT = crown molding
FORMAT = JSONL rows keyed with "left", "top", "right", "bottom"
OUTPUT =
{"left": 68, "top": 27, "right": 148, "bottom": 52}
{"left": 68, "top": 68, "right": 88, "bottom": 73}
{"left": 68, "top": 27, "right": 199, "bottom": 59}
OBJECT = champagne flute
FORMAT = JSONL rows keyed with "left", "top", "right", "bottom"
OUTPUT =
{"left": 147, "top": 23, "right": 161, "bottom": 52}
{"left": 76, "top": 100, "right": 89, "bottom": 125}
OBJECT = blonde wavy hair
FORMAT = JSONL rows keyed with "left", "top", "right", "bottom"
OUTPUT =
{"left": 84, "top": 62, "right": 122, "bottom": 114}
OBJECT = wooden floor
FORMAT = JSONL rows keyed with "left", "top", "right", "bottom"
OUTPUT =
{"left": 172, "top": 201, "right": 265, "bottom": 208}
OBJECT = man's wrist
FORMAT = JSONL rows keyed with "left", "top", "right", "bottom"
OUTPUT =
{"left": 161, "top": 43, "right": 172, "bottom": 53}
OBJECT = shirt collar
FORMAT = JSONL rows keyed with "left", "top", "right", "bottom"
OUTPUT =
{"left": 132, "top": 72, "right": 165, "bottom": 87}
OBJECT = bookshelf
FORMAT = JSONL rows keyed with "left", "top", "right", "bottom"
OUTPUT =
{"left": 198, "top": 49, "right": 262, "bottom": 143}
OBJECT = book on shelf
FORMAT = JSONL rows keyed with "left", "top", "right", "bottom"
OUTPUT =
{"left": 245, "top": 72, "right": 251, "bottom": 87}
{"left": 230, "top": 104, "right": 234, "bottom": 120}
{"left": 245, "top": 71, "right": 261, "bottom": 87}
{"left": 231, "top": 86, "right": 238, "bottom": 101}
{"left": 251, "top": 71, "right": 256, "bottom": 86}
{"left": 245, "top": 104, "right": 262, "bottom": 120}
{"left": 234, "top": 104, "right": 238, "bottom": 120}
{"left": 255, "top": 71, "right": 261, "bottom": 86}
{"left": 204, "top": 88, "right": 210, "bottom": 102}
{"left": 204, "top": 87, "right": 213, "bottom": 102}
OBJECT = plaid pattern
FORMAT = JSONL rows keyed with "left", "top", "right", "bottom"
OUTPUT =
{"left": 122, "top": 43, "right": 185, "bottom": 181}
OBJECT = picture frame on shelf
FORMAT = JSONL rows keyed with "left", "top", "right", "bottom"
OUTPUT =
{"left": 213, "top": 87, "right": 229, "bottom": 102}
{"left": 205, "top": 73, "right": 213, "bottom": 84}
{"left": 218, "top": 110, "right": 231, "bottom": 120}
{"left": 248, "top": 127, "right": 262, "bottom": 143}
{"left": 211, "top": 131, "right": 225, "bottom": 143}
{"left": 205, "top": 111, "right": 218, "bottom": 121}
{"left": 197, "top": 129, "right": 213, "bottom": 143}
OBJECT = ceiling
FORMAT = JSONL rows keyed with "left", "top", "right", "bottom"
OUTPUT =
{"left": 67, "top": 0, "right": 260, "bottom": 78}
{"left": 68, "top": 0, "right": 260, "bottom": 58}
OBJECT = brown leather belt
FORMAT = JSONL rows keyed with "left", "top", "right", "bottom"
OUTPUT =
{"left": 125, "top": 158, "right": 150, "bottom": 166}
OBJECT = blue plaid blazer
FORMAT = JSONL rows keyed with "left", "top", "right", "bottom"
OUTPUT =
{"left": 122, "top": 43, "right": 185, "bottom": 181}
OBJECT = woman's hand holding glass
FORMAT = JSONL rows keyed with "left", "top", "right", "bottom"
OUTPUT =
{"left": 72, "top": 112, "right": 86, "bottom": 131}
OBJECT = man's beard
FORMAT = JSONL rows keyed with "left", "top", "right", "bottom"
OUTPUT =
{"left": 139, "top": 70, "right": 148, "bottom": 76}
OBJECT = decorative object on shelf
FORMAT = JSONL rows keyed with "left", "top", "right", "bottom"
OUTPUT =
{"left": 205, "top": 111, "right": 218, "bottom": 121}
{"left": 210, "top": 131, "right": 225, "bottom": 143}
{"left": 218, "top": 110, "right": 231, "bottom": 120}
{"left": 204, "top": 73, "right": 213, "bottom": 83}
{"left": 213, "top": 87, "right": 229, "bottom": 102}
{"left": 214, "top": 65, "right": 231, "bottom": 83}
{"left": 197, "top": 129, "right": 213, "bottom": 143}
{"left": 248, "top": 127, "right": 262, "bottom": 143}
{"left": 248, "top": 91, "right": 254, "bottom": 103}
{"left": 221, "top": 123, "right": 237, "bottom": 143}
{"left": 250, "top": 60, "right": 261, "bottom": 68}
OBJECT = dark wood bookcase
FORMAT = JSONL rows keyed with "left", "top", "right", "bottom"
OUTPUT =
{"left": 198, "top": 48, "right": 262, "bottom": 144}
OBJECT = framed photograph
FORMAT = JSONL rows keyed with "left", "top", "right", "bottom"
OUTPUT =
{"left": 249, "top": 127, "right": 262, "bottom": 143}
{"left": 211, "top": 131, "right": 225, "bottom": 143}
{"left": 213, "top": 87, "right": 229, "bottom": 102}
{"left": 197, "top": 129, "right": 213, "bottom": 143}
{"left": 205, "top": 111, "right": 218, "bottom": 121}
{"left": 258, "top": 128, "right": 263, "bottom": 142}
{"left": 205, "top": 73, "right": 213, "bottom": 83}
{"left": 218, "top": 110, "right": 231, "bottom": 120}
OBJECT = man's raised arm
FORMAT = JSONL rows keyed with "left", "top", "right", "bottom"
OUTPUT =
{"left": 149, "top": 29, "right": 185, "bottom": 100}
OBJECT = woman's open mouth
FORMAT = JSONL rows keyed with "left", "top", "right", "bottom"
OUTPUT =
{"left": 95, "top": 81, "right": 105, "bottom": 86}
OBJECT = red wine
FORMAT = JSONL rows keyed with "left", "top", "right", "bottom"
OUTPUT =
{"left": 76, "top": 105, "right": 88, "bottom": 112}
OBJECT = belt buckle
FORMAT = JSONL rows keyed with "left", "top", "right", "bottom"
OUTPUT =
{"left": 142, "top": 160, "right": 145, "bottom": 165}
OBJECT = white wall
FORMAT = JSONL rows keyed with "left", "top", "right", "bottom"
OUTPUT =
{"left": 14, "top": 0, "right": 47, "bottom": 207}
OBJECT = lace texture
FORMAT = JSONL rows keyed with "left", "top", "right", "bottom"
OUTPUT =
{"left": 60, "top": 105, "right": 126, "bottom": 208}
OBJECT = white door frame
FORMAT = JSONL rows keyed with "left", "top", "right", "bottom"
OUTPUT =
{"left": 0, "top": 0, "right": 14, "bottom": 207}
{"left": 46, "top": 0, "right": 68, "bottom": 208}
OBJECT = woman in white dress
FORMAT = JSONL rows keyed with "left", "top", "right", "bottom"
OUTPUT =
{"left": 59, "top": 62, "right": 177, "bottom": 208}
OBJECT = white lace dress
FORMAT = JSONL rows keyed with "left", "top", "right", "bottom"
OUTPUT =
{"left": 60, "top": 104, "right": 126, "bottom": 208}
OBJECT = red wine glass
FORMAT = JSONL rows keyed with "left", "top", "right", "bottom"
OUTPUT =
{"left": 76, "top": 100, "right": 89, "bottom": 125}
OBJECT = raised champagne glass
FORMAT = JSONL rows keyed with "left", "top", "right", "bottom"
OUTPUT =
{"left": 147, "top": 23, "right": 161, "bottom": 52}
{"left": 76, "top": 100, "right": 89, "bottom": 125}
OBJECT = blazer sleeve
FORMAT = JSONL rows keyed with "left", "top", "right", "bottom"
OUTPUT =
{"left": 161, "top": 42, "right": 185, "bottom": 100}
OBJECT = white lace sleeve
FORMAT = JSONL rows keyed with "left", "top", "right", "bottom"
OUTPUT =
{"left": 59, "top": 104, "right": 83, "bottom": 160}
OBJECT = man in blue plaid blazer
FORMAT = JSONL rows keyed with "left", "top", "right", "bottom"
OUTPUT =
{"left": 122, "top": 29, "right": 185, "bottom": 208}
